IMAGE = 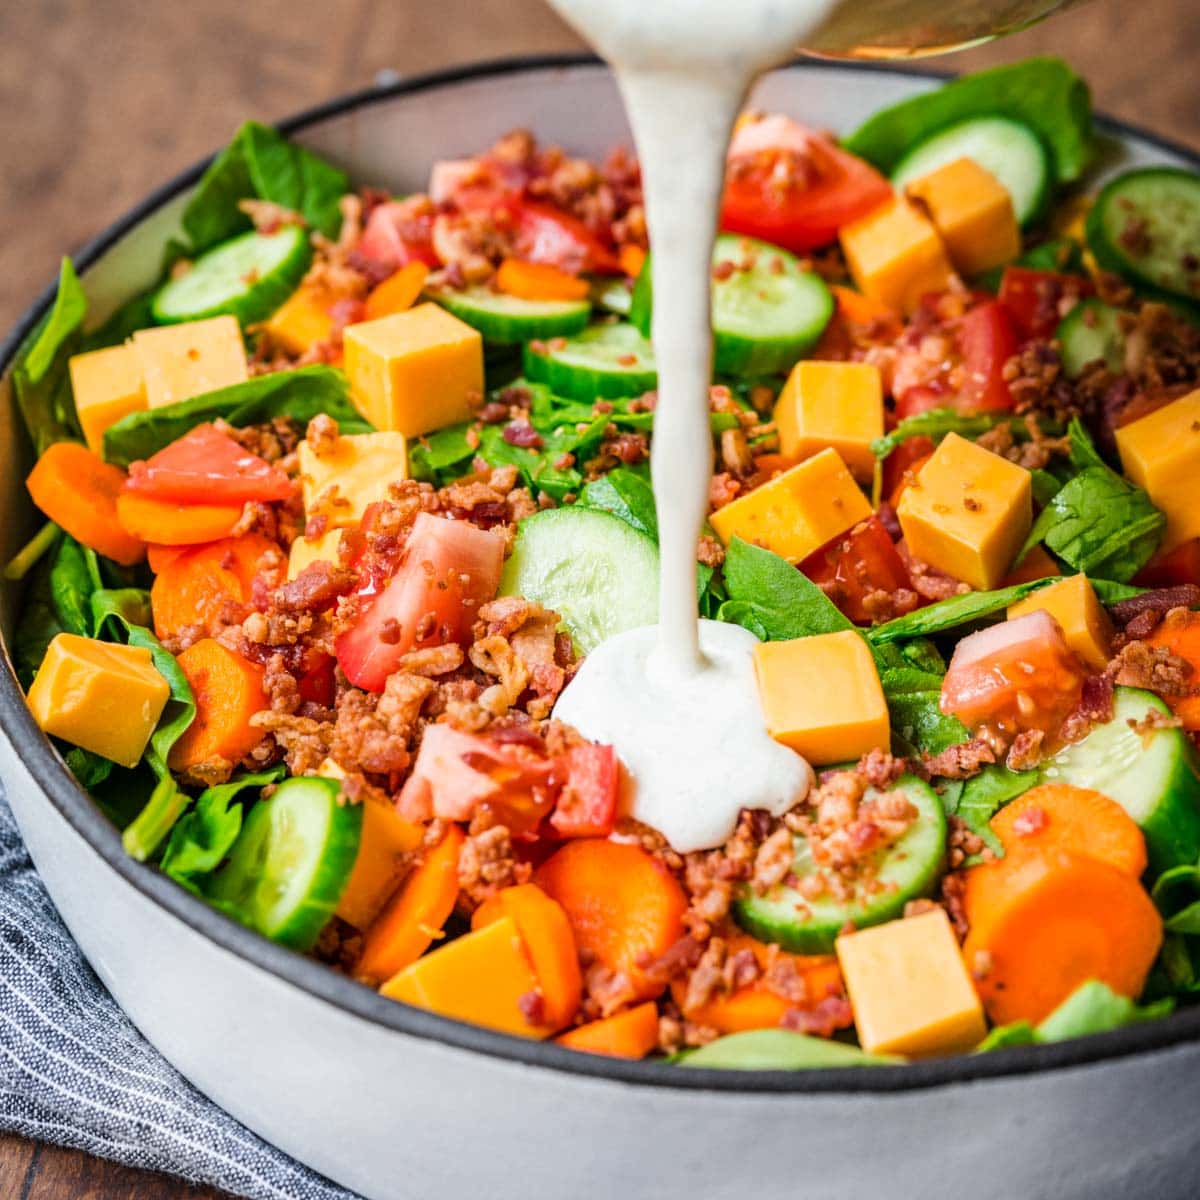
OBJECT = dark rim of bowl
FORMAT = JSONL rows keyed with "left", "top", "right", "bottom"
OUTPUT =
{"left": 2, "top": 52, "right": 1199, "bottom": 1096}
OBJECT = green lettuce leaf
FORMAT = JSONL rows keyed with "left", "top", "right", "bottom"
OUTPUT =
{"left": 870, "top": 408, "right": 1023, "bottom": 461}
{"left": 878, "top": 667, "right": 969, "bottom": 757}
{"left": 868, "top": 579, "right": 1056, "bottom": 644}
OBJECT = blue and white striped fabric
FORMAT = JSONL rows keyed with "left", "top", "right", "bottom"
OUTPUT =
{"left": 0, "top": 787, "right": 359, "bottom": 1199}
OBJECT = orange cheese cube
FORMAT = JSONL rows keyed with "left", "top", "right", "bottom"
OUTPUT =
{"left": 1115, "top": 389, "right": 1200, "bottom": 551}
{"left": 263, "top": 284, "right": 335, "bottom": 355}
{"left": 26, "top": 633, "right": 169, "bottom": 768}
{"left": 836, "top": 908, "right": 986, "bottom": 1057}
{"left": 343, "top": 303, "right": 483, "bottom": 437}
{"left": 381, "top": 914, "right": 552, "bottom": 1039}
{"left": 774, "top": 361, "right": 883, "bottom": 483}
{"left": 298, "top": 431, "right": 408, "bottom": 528}
{"left": 287, "top": 529, "right": 343, "bottom": 580}
{"left": 897, "top": 433, "right": 1032, "bottom": 590}
{"left": 68, "top": 344, "right": 147, "bottom": 452}
{"left": 132, "top": 316, "right": 248, "bottom": 409}
{"left": 1008, "top": 574, "right": 1114, "bottom": 670}
{"left": 905, "top": 157, "right": 1020, "bottom": 278}
{"left": 839, "top": 196, "right": 954, "bottom": 314}
{"left": 752, "top": 630, "right": 889, "bottom": 765}
{"left": 710, "top": 448, "right": 872, "bottom": 564}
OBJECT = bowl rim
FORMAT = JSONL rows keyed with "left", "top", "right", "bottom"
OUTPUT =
{"left": 3, "top": 51, "right": 1199, "bottom": 1097}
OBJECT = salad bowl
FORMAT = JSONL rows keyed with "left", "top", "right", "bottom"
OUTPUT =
{"left": 1, "top": 56, "right": 1199, "bottom": 1200}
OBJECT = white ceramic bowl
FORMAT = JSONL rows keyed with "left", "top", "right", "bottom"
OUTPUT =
{"left": 2, "top": 57, "right": 1199, "bottom": 1200}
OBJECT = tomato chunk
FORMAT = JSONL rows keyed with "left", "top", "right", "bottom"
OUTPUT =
{"left": 1135, "top": 539, "right": 1200, "bottom": 589}
{"left": 125, "top": 423, "right": 293, "bottom": 506}
{"left": 506, "top": 199, "right": 622, "bottom": 275}
{"left": 550, "top": 744, "right": 619, "bottom": 838}
{"left": 356, "top": 199, "right": 440, "bottom": 271}
{"left": 335, "top": 513, "right": 504, "bottom": 693}
{"left": 957, "top": 301, "right": 1019, "bottom": 413}
{"left": 998, "top": 267, "right": 1093, "bottom": 341}
{"left": 800, "top": 516, "right": 915, "bottom": 626}
{"left": 881, "top": 436, "right": 935, "bottom": 505}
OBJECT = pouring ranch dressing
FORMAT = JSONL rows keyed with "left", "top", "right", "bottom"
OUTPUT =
{"left": 549, "top": 0, "right": 849, "bottom": 853}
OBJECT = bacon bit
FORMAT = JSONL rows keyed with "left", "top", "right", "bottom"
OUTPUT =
{"left": 502, "top": 420, "right": 543, "bottom": 449}
{"left": 781, "top": 995, "right": 853, "bottom": 1037}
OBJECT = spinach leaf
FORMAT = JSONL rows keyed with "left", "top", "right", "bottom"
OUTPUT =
{"left": 79, "top": 291, "right": 157, "bottom": 354}
{"left": 579, "top": 468, "right": 659, "bottom": 540}
{"left": 878, "top": 667, "right": 969, "bottom": 756}
{"left": 897, "top": 637, "right": 945, "bottom": 675}
{"left": 48, "top": 534, "right": 101, "bottom": 637}
{"left": 1030, "top": 468, "right": 1063, "bottom": 508}
{"left": 62, "top": 747, "right": 115, "bottom": 791}
{"left": 1090, "top": 579, "right": 1145, "bottom": 605}
{"left": 407, "top": 425, "right": 477, "bottom": 484}
{"left": 12, "top": 555, "right": 63, "bottom": 689}
{"left": 871, "top": 408, "right": 1019, "bottom": 461}
{"left": 90, "top": 588, "right": 153, "bottom": 639}
{"left": 103, "top": 365, "right": 368, "bottom": 465}
{"left": 1152, "top": 864, "right": 1200, "bottom": 936}
{"left": 12, "top": 259, "right": 88, "bottom": 452}
{"left": 955, "top": 764, "right": 1038, "bottom": 856}
{"left": 182, "top": 121, "right": 348, "bottom": 253}
{"left": 844, "top": 57, "right": 1093, "bottom": 184}
{"left": 869, "top": 579, "right": 1055, "bottom": 644}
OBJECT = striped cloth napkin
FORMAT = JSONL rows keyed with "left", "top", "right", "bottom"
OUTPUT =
{"left": 0, "top": 787, "right": 358, "bottom": 1200}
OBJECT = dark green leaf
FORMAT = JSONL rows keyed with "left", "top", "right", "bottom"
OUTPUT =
{"left": 1030, "top": 468, "right": 1063, "bottom": 508}
{"left": 1153, "top": 865, "right": 1200, "bottom": 935}
{"left": 62, "top": 746, "right": 115, "bottom": 790}
{"left": 12, "top": 556, "right": 64, "bottom": 689}
{"left": 871, "top": 408, "right": 1019, "bottom": 461}
{"left": 879, "top": 667, "right": 969, "bottom": 756}
{"left": 956, "top": 764, "right": 1039, "bottom": 856}
{"left": 869, "top": 579, "right": 1054, "bottom": 644}
{"left": 897, "top": 637, "right": 945, "bottom": 675}
{"left": 1090, "top": 579, "right": 1145, "bottom": 605}
{"left": 90, "top": 588, "right": 153, "bottom": 639}
{"left": 48, "top": 535, "right": 100, "bottom": 637}
{"left": 407, "top": 426, "right": 477, "bottom": 484}
{"left": 579, "top": 468, "right": 659, "bottom": 540}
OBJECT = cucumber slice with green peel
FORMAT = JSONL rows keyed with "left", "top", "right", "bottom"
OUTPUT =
{"left": 1040, "top": 687, "right": 1200, "bottom": 874}
{"left": 629, "top": 233, "right": 834, "bottom": 377}
{"left": 522, "top": 322, "right": 657, "bottom": 401}
{"left": 499, "top": 506, "right": 658, "bottom": 654}
{"left": 1085, "top": 168, "right": 1200, "bottom": 303}
{"left": 208, "top": 776, "right": 362, "bottom": 952}
{"left": 428, "top": 285, "right": 591, "bottom": 344}
{"left": 891, "top": 115, "right": 1052, "bottom": 226}
{"left": 152, "top": 225, "right": 312, "bottom": 326}
{"left": 732, "top": 775, "right": 947, "bottom": 954}
{"left": 1057, "top": 299, "right": 1125, "bottom": 378}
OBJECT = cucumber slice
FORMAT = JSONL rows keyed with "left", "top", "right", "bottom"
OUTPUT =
{"left": 1086, "top": 168, "right": 1200, "bottom": 303}
{"left": 733, "top": 775, "right": 946, "bottom": 954}
{"left": 429, "top": 285, "right": 591, "bottom": 344}
{"left": 1040, "top": 687, "right": 1200, "bottom": 874}
{"left": 152, "top": 226, "right": 312, "bottom": 326}
{"left": 592, "top": 278, "right": 633, "bottom": 317}
{"left": 208, "top": 776, "right": 362, "bottom": 952}
{"left": 522, "top": 322, "right": 657, "bottom": 401}
{"left": 499, "top": 506, "right": 658, "bottom": 654}
{"left": 1056, "top": 299, "right": 1125, "bottom": 378}
{"left": 629, "top": 233, "right": 833, "bottom": 376}
{"left": 891, "top": 115, "right": 1052, "bottom": 226}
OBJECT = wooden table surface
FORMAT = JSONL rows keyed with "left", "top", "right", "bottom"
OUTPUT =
{"left": 0, "top": 0, "right": 1196, "bottom": 1195}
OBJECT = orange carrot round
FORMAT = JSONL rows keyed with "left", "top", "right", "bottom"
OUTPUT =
{"left": 116, "top": 492, "right": 243, "bottom": 545}
{"left": 495, "top": 258, "right": 590, "bottom": 302}
{"left": 618, "top": 244, "right": 647, "bottom": 281}
{"left": 990, "top": 783, "right": 1148, "bottom": 878}
{"left": 535, "top": 839, "right": 687, "bottom": 1004}
{"left": 26, "top": 442, "right": 145, "bottom": 565}
{"left": 365, "top": 261, "right": 430, "bottom": 320}
{"left": 962, "top": 849, "right": 1162, "bottom": 1025}
{"left": 167, "top": 638, "right": 269, "bottom": 773}
{"left": 358, "top": 825, "right": 466, "bottom": 985}
{"left": 147, "top": 543, "right": 189, "bottom": 575}
{"left": 1147, "top": 609, "right": 1200, "bottom": 730}
{"left": 556, "top": 1002, "right": 660, "bottom": 1059}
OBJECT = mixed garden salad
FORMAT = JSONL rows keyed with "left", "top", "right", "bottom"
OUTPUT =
{"left": 10, "top": 58, "right": 1200, "bottom": 1067}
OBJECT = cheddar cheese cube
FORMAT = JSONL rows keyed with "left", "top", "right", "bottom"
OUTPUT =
{"left": 839, "top": 196, "right": 954, "bottom": 314}
{"left": 897, "top": 433, "right": 1032, "bottom": 590}
{"left": 1008, "top": 573, "right": 1114, "bottom": 670}
{"left": 26, "top": 633, "right": 169, "bottom": 768}
{"left": 298, "top": 431, "right": 409, "bottom": 528}
{"left": 1115, "top": 389, "right": 1200, "bottom": 551}
{"left": 262, "top": 283, "right": 335, "bottom": 356}
{"left": 752, "top": 630, "right": 889, "bottom": 765}
{"left": 905, "top": 157, "right": 1020, "bottom": 278}
{"left": 710, "top": 448, "right": 872, "bottom": 564}
{"left": 343, "top": 303, "right": 483, "bottom": 437}
{"left": 68, "top": 344, "right": 147, "bottom": 452}
{"left": 287, "top": 529, "right": 343, "bottom": 580}
{"left": 774, "top": 361, "right": 884, "bottom": 483}
{"left": 131, "top": 316, "right": 248, "bottom": 409}
{"left": 836, "top": 908, "right": 986, "bottom": 1057}
{"left": 381, "top": 914, "right": 551, "bottom": 1038}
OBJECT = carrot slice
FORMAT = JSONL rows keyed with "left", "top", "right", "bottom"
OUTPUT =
{"left": 116, "top": 492, "right": 243, "bottom": 545}
{"left": 470, "top": 893, "right": 507, "bottom": 931}
{"left": 147, "top": 543, "right": 189, "bottom": 574}
{"left": 167, "top": 638, "right": 268, "bottom": 773}
{"left": 358, "top": 825, "right": 466, "bottom": 985}
{"left": 495, "top": 258, "right": 590, "bottom": 302}
{"left": 829, "top": 284, "right": 901, "bottom": 329}
{"left": 535, "top": 839, "right": 687, "bottom": 1004}
{"left": 1147, "top": 609, "right": 1200, "bottom": 730}
{"left": 618, "top": 244, "right": 647, "bottom": 280}
{"left": 26, "top": 442, "right": 145, "bottom": 565}
{"left": 962, "top": 849, "right": 1162, "bottom": 1025}
{"left": 989, "top": 783, "right": 1148, "bottom": 878}
{"left": 556, "top": 1002, "right": 660, "bottom": 1059}
{"left": 365, "top": 261, "right": 430, "bottom": 320}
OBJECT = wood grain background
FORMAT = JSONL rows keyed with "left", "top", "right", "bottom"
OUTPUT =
{"left": 0, "top": 0, "right": 1196, "bottom": 1195}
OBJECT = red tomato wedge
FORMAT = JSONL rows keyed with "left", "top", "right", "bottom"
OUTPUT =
{"left": 335, "top": 512, "right": 504, "bottom": 693}
{"left": 881, "top": 436, "right": 936, "bottom": 504}
{"left": 721, "top": 115, "right": 892, "bottom": 253}
{"left": 125, "top": 423, "right": 293, "bottom": 505}
{"left": 998, "top": 267, "right": 1093, "bottom": 341}
{"left": 549, "top": 744, "right": 619, "bottom": 838}
{"left": 1135, "top": 539, "right": 1200, "bottom": 589}
{"left": 799, "top": 515, "right": 914, "bottom": 626}
{"left": 356, "top": 199, "right": 441, "bottom": 271}
{"left": 507, "top": 199, "right": 622, "bottom": 275}
{"left": 958, "top": 301, "right": 1020, "bottom": 413}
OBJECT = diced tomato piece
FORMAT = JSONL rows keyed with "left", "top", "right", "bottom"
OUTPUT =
{"left": 357, "top": 199, "right": 441, "bottom": 271}
{"left": 893, "top": 382, "right": 955, "bottom": 421}
{"left": 1135, "top": 539, "right": 1200, "bottom": 589}
{"left": 125, "top": 423, "right": 293, "bottom": 505}
{"left": 881, "top": 436, "right": 935, "bottom": 504}
{"left": 296, "top": 652, "right": 336, "bottom": 707}
{"left": 721, "top": 117, "right": 892, "bottom": 253}
{"left": 505, "top": 199, "right": 622, "bottom": 275}
{"left": 998, "top": 267, "right": 1093, "bottom": 341}
{"left": 941, "top": 611, "right": 1086, "bottom": 742}
{"left": 335, "top": 513, "right": 503, "bottom": 693}
{"left": 550, "top": 744, "right": 619, "bottom": 838}
{"left": 957, "top": 301, "right": 1019, "bottom": 413}
{"left": 800, "top": 515, "right": 914, "bottom": 626}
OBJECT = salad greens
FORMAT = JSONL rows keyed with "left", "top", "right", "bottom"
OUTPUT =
{"left": 675, "top": 1028, "right": 900, "bottom": 1070}
{"left": 870, "top": 408, "right": 1027, "bottom": 461}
